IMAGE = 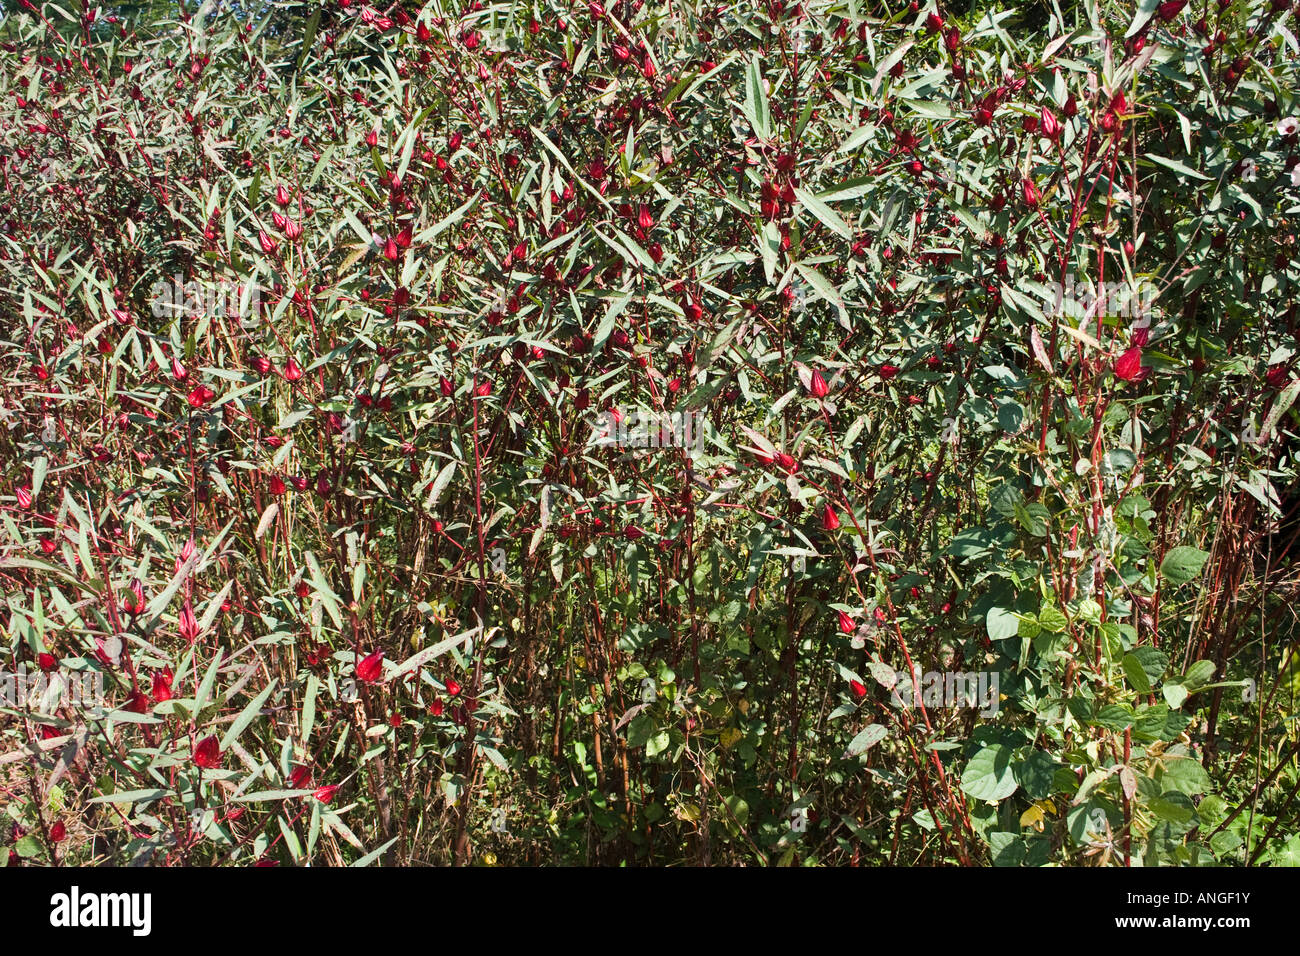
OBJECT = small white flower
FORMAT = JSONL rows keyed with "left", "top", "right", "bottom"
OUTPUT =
{"left": 1278, "top": 116, "right": 1299, "bottom": 137}
{"left": 1240, "top": 157, "right": 1257, "bottom": 182}
{"left": 1292, "top": 164, "right": 1300, "bottom": 188}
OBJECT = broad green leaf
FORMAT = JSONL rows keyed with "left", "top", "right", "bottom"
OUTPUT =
{"left": 961, "top": 745, "right": 1018, "bottom": 802}
{"left": 1160, "top": 546, "right": 1210, "bottom": 586}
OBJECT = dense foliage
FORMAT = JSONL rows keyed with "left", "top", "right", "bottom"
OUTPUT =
{"left": 2, "top": 0, "right": 1300, "bottom": 866}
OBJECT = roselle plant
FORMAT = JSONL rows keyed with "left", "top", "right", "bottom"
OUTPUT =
{"left": 0, "top": 0, "right": 1298, "bottom": 867}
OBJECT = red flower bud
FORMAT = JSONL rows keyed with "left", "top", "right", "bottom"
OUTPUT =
{"left": 313, "top": 784, "right": 340, "bottom": 803}
{"left": 187, "top": 385, "right": 215, "bottom": 407}
{"left": 193, "top": 735, "right": 222, "bottom": 769}
{"left": 1040, "top": 106, "right": 1061, "bottom": 140}
{"left": 821, "top": 503, "right": 840, "bottom": 531}
{"left": 178, "top": 600, "right": 200, "bottom": 643}
{"left": 1114, "top": 346, "right": 1149, "bottom": 382}
{"left": 152, "top": 668, "right": 174, "bottom": 703}
{"left": 356, "top": 649, "right": 384, "bottom": 683}
{"left": 1158, "top": 0, "right": 1187, "bottom": 20}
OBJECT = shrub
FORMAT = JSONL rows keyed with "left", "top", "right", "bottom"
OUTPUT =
{"left": 1, "top": 0, "right": 1299, "bottom": 866}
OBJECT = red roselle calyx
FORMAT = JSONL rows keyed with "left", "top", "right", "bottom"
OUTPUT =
{"left": 1158, "top": 0, "right": 1188, "bottom": 20}
{"left": 356, "top": 650, "right": 384, "bottom": 682}
{"left": 193, "top": 735, "right": 222, "bottom": 769}
{"left": 1114, "top": 346, "right": 1150, "bottom": 382}
{"left": 313, "top": 785, "right": 340, "bottom": 803}
{"left": 151, "top": 668, "right": 174, "bottom": 702}
{"left": 187, "top": 385, "right": 216, "bottom": 407}
{"left": 821, "top": 503, "right": 840, "bottom": 531}
{"left": 1040, "top": 106, "right": 1061, "bottom": 140}
{"left": 178, "top": 601, "right": 200, "bottom": 643}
